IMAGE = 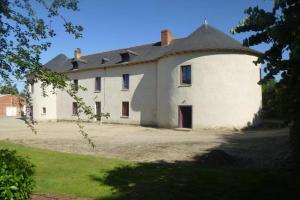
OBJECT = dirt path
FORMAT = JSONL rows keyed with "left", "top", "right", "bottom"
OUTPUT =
{"left": 0, "top": 117, "right": 290, "bottom": 165}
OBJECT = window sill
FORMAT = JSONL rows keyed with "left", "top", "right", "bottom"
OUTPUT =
{"left": 41, "top": 113, "right": 46, "bottom": 115}
{"left": 178, "top": 84, "right": 192, "bottom": 87}
{"left": 120, "top": 116, "right": 129, "bottom": 118}
{"left": 94, "top": 90, "right": 101, "bottom": 93}
{"left": 121, "top": 89, "right": 129, "bottom": 91}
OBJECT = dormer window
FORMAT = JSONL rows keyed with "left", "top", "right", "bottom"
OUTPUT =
{"left": 101, "top": 58, "right": 110, "bottom": 64}
{"left": 72, "top": 61, "right": 78, "bottom": 70}
{"left": 120, "top": 53, "right": 130, "bottom": 62}
{"left": 120, "top": 50, "right": 138, "bottom": 63}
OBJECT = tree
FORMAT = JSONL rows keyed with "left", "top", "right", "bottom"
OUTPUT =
{"left": 0, "top": 0, "right": 98, "bottom": 147}
{"left": 0, "top": 82, "right": 19, "bottom": 95}
{"left": 232, "top": 0, "right": 300, "bottom": 155}
{"left": 261, "top": 79, "right": 281, "bottom": 119}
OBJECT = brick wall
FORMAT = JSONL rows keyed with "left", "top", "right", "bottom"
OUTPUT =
{"left": 0, "top": 95, "right": 25, "bottom": 117}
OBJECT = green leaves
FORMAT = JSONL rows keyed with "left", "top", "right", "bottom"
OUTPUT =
{"left": 0, "top": 149, "right": 35, "bottom": 200}
{"left": 234, "top": 0, "right": 300, "bottom": 153}
{"left": 0, "top": 0, "right": 83, "bottom": 86}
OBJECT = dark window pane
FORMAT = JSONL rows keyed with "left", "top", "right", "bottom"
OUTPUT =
{"left": 95, "top": 102, "right": 101, "bottom": 121}
{"left": 73, "top": 79, "right": 78, "bottom": 91}
{"left": 122, "top": 74, "right": 129, "bottom": 89}
{"left": 122, "top": 101, "right": 129, "bottom": 117}
{"left": 181, "top": 65, "right": 191, "bottom": 84}
{"left": 73, "top": 102, "right": 78, "bottom": 115}
{"left": 72, "top": 62, "right": 78, "bottom": 70}
{"left": 95, "top": 77, "right": 101, "bottom": 91}
{"left": 121, "top": 53, "right": 130, "bottom": 62}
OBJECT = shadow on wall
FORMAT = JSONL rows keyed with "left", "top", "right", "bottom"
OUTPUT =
{"left": 130, "top": 72, "right": 156, "bottom": 126}
{"left": 89, "top": 127, "right": 296, "bottom": 200}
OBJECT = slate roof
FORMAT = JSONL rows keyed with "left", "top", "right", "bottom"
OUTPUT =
{"left": 44, "top": 24, "right": 261, "bottom": 73}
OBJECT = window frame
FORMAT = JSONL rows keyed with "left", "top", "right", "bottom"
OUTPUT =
{"left": 95, "top": 77, "right": 101, "bottom": 92}
{"left": 121, "top": 101, "right": 129, "bottom": 117}
{"left": 122, "top": 74, "right": 129, "bottom": 90}
{"left": 180, "top": 65, "right": 192, "bottom": 85}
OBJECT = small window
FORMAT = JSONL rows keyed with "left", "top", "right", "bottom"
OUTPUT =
{"left": 122, "top": 101, "right": 129, "bottom": 117}
{"left": 95, "top": 101, "right": 101, "bottom": 121}
{"left": 122, "top": 74, "right": 129, "bottom": 90}
{"left": 72, "top": 62, "right": 78, "bottom": 70}
{"left": 29, "top": 83, "right": 34, "bottom": 94}
{"left": 181, "top": 65, "right": 191, "bottom": 85}
{"left": 120, "top": 53, "right": 130, "bottom": 62}
{"left": 73, "top": 79, "right": 78, "bottom": 92}
{"left": 42, "top": 107, "right": 46, "bottom": 115}
{"left": 95, "top": 77, "right": 101, "bottom": 91}
{"left": 72, "top": 102, "right": 78, "bottom": 115}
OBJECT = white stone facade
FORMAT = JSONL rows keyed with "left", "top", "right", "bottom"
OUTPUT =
{"left": 31, "top": 51, "right": 262, "bottom": 129}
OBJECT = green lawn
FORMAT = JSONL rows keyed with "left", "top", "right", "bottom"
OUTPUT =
{"left": 0, "top": 141, "right": 299, "bottom": 200}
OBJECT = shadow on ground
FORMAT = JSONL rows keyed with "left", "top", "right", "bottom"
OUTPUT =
{"left": 90, "top": 128, "right": 299, "bottom": 200}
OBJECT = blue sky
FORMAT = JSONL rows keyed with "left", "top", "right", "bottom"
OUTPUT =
{"left": 17, "top": 0, "right": 274, "bottom": 91}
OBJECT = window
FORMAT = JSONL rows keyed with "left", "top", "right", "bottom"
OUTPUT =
{"left": 122, "top": 101, "right": 129, "bottom": 117}
{"left": 181, "top": 65, "right": 191, "bottom": 85}
{"left": 72, "top": 102, "right": 78, "bottom": 115}
{"left": 120, "top": 53, "right": 130, "bottom": 62}
{"left": 73, "top": 79, "right": 78, "bottom": 92}
{"left": 122, "top": 74, "right": 129, "bottom": 90}
{"left": 72, "top": 61, "right": 78, "bottom": 70}
{"left": 95, "top": 77, "right": 101, "bottom": 91}
{"left": 95, "top": 101, "right": 101, "bottom": 121}
{"left": 42, "top": 107, "right": 46, "bottom": 115}
{"left": 29, "top": 83, "right": 34, "bottom": 93}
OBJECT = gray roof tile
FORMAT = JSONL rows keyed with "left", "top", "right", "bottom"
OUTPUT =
{"left": 44, "top": 24, "right": 260, "bottom": 73}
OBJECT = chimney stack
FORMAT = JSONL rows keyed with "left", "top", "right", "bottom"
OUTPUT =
{"left": 74, "top": 48, "right": 81, "bottom": 59}
{"left": 161, "top": 29, "right": 173, "bottom": 46}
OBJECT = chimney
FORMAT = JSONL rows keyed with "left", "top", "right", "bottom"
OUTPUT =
{"left": 74, "top": 48, "right": 81, "bottom": 59}
{"left": 161, "top": 29, "right": 173, "bottom": 46}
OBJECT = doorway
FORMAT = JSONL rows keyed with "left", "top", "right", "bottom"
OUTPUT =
{"left": 178, "top": 106, "right": 192, "bottom": 128}
{"left": 95, "top": 102, "right": 101, "bottom": 121}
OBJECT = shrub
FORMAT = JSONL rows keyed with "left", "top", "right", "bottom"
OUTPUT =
{"left": 290, "top": 121, "right": 300, "bottom": 159}
{"left": 0, "top": 149, "right": 35, "bottom": 200}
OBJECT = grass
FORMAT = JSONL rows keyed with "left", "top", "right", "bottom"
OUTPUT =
{"left": 0, "top": 141, "right": 131, "bottom": 199}
{"left": 0, "top": 141, "right": 299, "bottom": 200}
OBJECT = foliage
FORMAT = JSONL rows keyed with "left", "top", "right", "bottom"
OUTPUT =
{"left": 261, "top": 79, "right": 282, "bottom": 119}
{"left": 0, "top": 82, "right": 19, "bottom": 95}
{"left": 0, "top": 149, "right": 35, "bottom": 200}
{"left": 232, "top": 0, "right": 300, "bottom": 154}
{"left": 0, "top": 0, "right": 105, "bottom": 147}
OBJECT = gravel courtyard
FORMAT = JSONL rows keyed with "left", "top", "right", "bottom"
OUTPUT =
{"left": 0, "top": 117, "right": 290, "bottom": 165}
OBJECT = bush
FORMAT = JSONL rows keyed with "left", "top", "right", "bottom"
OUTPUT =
{"left": 0, "top": 149, "right": 35, "bottom": 200}
{"left": 290, "top": 121, "right": 300, "bottom": 159}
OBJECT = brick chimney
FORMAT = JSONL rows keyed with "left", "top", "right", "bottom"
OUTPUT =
{"left": 74, "top": 48, "right": 81, "bottom": 59}
{"left": 161, "top": 29, "right": 173, "bottom": 46}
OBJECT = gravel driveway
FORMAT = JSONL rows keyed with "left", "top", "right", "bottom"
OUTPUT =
{"left": 0, "top": 117, "right": 289, "bottom": 165}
